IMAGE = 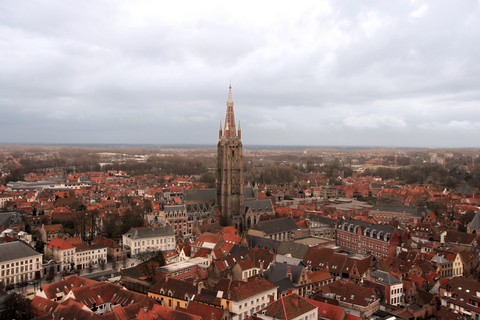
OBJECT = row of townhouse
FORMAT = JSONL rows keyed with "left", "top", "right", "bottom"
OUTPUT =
{"left": 147, "top": 277, "right": 278, "bottom": 320}
{"left": 44, "top": 237, "right": 107, "bottom": 271}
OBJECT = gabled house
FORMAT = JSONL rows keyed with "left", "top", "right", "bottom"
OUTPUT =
{"left": 254, "top": 293, "right": 318, "bottom": 320}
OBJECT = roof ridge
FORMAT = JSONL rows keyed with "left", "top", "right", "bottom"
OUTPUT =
{"left": 282, "top": 294, "right": 288, "bottom": 318}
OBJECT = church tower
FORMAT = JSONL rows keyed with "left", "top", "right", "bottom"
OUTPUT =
{"left": 216, "top": 85, "right": 244, "bottom": 226}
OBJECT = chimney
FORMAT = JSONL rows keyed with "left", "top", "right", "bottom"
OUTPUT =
{"left": 144, "top": 306, "right": 148, "bottom": 315}
{"left": 286, "top": 267, "right": 292, "bottom": 281}
{"left": 269, "top": 294, "right": 275, "bottom": 304}
{"left": 197, "top": 280, "right": 205, "bottom": 295}
{"left": 260, "top": 261, "right": 264, "bottom": 274}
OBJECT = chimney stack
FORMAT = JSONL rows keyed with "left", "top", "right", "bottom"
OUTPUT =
{"left": 286, "top": 266, "right": 292, "bottom": 281}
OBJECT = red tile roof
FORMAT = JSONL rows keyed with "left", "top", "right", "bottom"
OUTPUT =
{"left": 46, "top": 237, "right": 74, "bottom": 250}
{"left": 230, "top": 278, "right": 277, "bottom": 301}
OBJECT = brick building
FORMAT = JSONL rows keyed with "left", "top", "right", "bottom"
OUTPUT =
{"left": 336, "top": 219, "right": 404, "bottom": 259}
{"left": 369, "top": 204, "right": 424, "bottom": 226}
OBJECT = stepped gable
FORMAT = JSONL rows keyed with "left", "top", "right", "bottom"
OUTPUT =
{"left": 343, "top": 254, "right": 372, "bottom": 276}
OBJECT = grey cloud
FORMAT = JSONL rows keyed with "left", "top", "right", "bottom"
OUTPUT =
{"left": 1, "top": 0, "right": 480, "bottom": 147}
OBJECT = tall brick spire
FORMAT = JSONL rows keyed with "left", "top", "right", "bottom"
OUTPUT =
{"left": 223, "top": 85, "right": 237, "bottom": 138}
{"left": 216, "top": 85, "right": 243, "bottom": 226}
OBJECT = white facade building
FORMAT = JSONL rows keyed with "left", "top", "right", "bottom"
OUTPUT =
{"left": 122, "top": 225, "right": 175, "bottom": 257}
{"left": 230, "top": 279, "right": 277, "bottom": 320}
{"left": 74, "top": 243, "right": 108, "bottom": 269}
{"left": 44, "top": 238, "right": 76, "bottom": 271}
{"left": 0, "top": 242, "right": 43, "bottom": 285}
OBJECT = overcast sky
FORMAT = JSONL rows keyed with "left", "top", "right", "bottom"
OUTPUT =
{"left": 1, "top": 1, "right": 480, "bottom": 148}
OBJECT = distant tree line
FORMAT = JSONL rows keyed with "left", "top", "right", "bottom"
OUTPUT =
{"left": 103, "top": 156, "right": 206, "bottom": 176}
{"left": 363, "top": 164, "right": 480, "bottom": 189}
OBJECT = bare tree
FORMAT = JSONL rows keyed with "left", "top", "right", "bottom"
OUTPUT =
{"left": 100, "top": 259, "right": 106, "bottom": 270}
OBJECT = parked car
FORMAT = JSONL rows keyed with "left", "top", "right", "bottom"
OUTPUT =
{"left": 5, "top": 284, "right": 14, "bottom": 291}
{"left": 28, "top": 280, "right": 38, "bottom": 285}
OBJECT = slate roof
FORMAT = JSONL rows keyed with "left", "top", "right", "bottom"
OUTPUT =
{"left": 0, "top": 212, "right": 21, "bottom": 227}
{"left": 307, "top": 214, "right": 338, "bottom": 228}
{"left": 271, "top": 277, "right": 297, "bottom": 294}
{"left": 252, "top": 218, "right": 299, "bottom": 236}
{"left": 370, "top": 204, "right": 424, "bottom": 217}
{"left": 263, "top": 263, "right": 304, "bottom": 284}
{"left": 277, "top": 242, "right": 309, "bottom": 260}
{"left": 468, "top": 209, "right": 480, "bottom": 229}
{"left": 183, "top": 189, "right": 216, "bottom": 201}
{"left": 244, "top": 186, "right": 255, "bottom": 199}
{"left": 0, "top": 241, "right": 42, "bottom": 263}
{"left": 123, "top": 225, "right": 174, "bottom": 239}
{"left": 245, "top": 199, "right": 273, "bottom": 214}
{"left": 164, "top": 205, "right": 185, "bottom": 213}
{"left": 228, "top": 245, "right": 250, "bottom": 255}
{"left": 245, "top": 234, "right": 282, "bottom": 252}
{"left": 337, "top": 219, "right": 402, "bottom": 242}
{"left": 371, "top": 270, "right": 402, "bottom": 285}
{"left": 455, "top": 186, "right": 479, "bottom": 195}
